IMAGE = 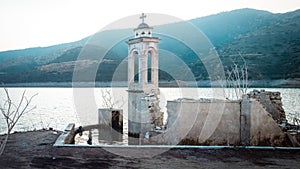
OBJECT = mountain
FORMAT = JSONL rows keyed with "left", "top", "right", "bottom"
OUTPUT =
{"left": 0, "top": 37, "right": 88, "bottom": 83}
{"left": 217, "top": 9, "right": 300, "bottom": 80}
{"left": 0, "top": 8, "right": 299, "bottom": 87}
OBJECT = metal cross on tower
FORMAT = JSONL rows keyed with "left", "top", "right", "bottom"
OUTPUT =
{"left": 140, "top": 13, "right": 146, "bottom": 23}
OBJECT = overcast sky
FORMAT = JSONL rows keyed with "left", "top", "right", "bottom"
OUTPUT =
{"left": 0, "top": 0, "right": 299, "bottom": 52}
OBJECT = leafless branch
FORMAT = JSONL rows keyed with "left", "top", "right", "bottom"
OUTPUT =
{"left": 101, "top": 88, "right": 125, "bottom": 109}
{"left": 1, "top": 88, "right": 37, "bottom": 134}
{"left": 225, "top": 53, "right": 249, "bottom": 100}
{"left": 0, "top": 88, "right": 37, "bottom": 156}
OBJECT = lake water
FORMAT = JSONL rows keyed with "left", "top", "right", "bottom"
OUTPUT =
{"left": 0, "top": 88, "right": 299, "bottom": 135}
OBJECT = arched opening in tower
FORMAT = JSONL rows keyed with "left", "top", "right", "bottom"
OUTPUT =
{"left": 148, "top": 51, "right": 152, "bottom": 83}
{"left": 133, "top": 52, "right": 139, "bottom": 83}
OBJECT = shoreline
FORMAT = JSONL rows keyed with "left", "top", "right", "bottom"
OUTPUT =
{"left": 0, "top": 79, "right": 299, "bottom": 88}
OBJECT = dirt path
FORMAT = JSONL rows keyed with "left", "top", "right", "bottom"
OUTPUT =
{"left": 0, "top": 130, "right": 300, "bottom": 169}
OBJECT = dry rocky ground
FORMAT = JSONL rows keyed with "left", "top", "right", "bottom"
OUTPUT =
{"left": 0, "top": 130, "right": 300, "bottom": 169}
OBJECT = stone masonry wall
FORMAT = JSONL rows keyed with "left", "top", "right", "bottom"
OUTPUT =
{"left": 166, "top": 99, "right": 241, "bottom": 145}
{"left": 250, "top": 100, "right": 287, "bottom": 146}
{"left": 166, "top": 96, "right": 289, "bottom": 146}
{"left": 248, "top": 89, "right": 286, "bottom": 122}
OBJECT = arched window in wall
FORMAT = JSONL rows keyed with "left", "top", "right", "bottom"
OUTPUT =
{"left": 133, "top": 52, "right": 139, "bottom": 83}
{"left": 147, "top": 51, "right": 152, "bottom": 83}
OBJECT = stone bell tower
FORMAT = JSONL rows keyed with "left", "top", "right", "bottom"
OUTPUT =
{"left": 127, "top": 13, "right": 161, "bottom": 144}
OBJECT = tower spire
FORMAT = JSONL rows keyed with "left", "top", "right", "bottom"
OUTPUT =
{"left": 140, "top": 13, "right": 146, "bottom": 23}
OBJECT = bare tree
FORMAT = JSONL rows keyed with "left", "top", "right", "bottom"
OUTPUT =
{"left": 101, "top": 88, "right": 125, "bottom": 109}
{"left": 225, "top": 53, "right": 248, "bottom": 100}
{"left": 0, "top": 88, "right": 37, "bottom": 155}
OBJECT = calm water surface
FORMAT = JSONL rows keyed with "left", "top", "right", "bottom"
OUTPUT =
{"left": 0, "top": 88, "right": 299, "bottom": 135}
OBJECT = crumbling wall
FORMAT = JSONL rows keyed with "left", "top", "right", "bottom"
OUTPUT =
{"left": 166, "top": 95, "right": 290, "bottom": 146}
{"left": 63, "top": 123, "right": 75, "bottom": 144}
{"left": 250, "top": 100, "right": 287, "bottom": 146}
{"left": 248, "top": 90, "right": 286, "bottom": 123}
{"left": 147, "top": 95, "right": 164, "bottom": 127}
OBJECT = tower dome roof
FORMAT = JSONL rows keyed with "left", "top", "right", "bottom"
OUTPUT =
{"left": 137, "top": 22, "right": 150, "bottom": 29}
